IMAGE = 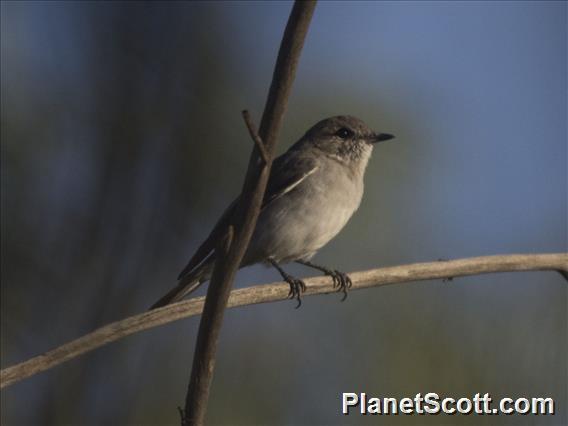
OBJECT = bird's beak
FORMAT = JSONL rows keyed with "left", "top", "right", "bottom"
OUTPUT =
{"left": 371, "top": 133, "right": 395, "bottom": 144}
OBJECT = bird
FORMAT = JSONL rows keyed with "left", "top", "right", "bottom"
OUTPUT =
{"left": 151, "top": 115, "right": 394, "bottom": 309}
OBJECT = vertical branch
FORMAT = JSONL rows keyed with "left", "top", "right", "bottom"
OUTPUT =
{"left": 182, "top": 2, "right": 317, "bottom": 425}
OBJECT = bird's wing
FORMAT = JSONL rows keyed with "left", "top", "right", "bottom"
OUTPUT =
{"left": 262, "top": 151, "right": 318, "bottom": 207}
{"left": 177, "top": 198, "right": 237, "bottom": 280}
{"left": 177, "top": 151, "right": 317, "bottom": 280}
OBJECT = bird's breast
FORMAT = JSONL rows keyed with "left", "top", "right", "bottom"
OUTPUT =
{"left": 245, "top": 160, "right": 364, "bottom": 264}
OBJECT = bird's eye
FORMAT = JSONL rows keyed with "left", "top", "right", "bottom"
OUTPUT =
{"left": 335, "top": 127, "right": 354, "bottom": 139}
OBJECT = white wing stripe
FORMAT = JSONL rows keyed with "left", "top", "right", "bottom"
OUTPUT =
{"left": 278, "top": 166, "right": 318, "bottom": 197}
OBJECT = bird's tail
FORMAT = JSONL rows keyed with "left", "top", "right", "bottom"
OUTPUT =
{"left": 150, "top": 261, "right": 212, "bottom": 310}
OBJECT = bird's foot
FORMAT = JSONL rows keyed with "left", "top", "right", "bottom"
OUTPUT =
{"left": 269, "top": 258, "right": 306, "bottom": 308}
{"left": 329, "top": 269, "right": 353, "bottom": 301}
{"left": 316, "top": 266, "right": 352, "bottom": 300}
{"left": 316, "top": 267, "right": 352, "bottom": 301}
{"left": 296, "top": 260, "right": 352, "bottom": 301}
{"left": 285, "top": 275, "right": 307, "bottom": 309}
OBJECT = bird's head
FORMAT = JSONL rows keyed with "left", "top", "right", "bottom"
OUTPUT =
{"left": 299, "top": 115, "right": 394, "bottom": 165}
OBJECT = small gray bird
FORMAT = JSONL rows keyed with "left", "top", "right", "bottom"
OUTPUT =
{"left": 151, "top": 116, "right": 394, "bottom": 309}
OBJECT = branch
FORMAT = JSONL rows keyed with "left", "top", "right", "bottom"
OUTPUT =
{"left": 2, "top": 253, "right": 566, "bottom": 390}
{"left": 242, "top": 110, "right": 268, "bottom": 164}
{"left": 182, "top": 2, "right": 317, "bottom": 425}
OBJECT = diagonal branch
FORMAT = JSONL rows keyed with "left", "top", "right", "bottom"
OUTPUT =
{"left": 242, "top": 110, "right": 269, "bottom": 164}
{"left": 181, "top": 2, "right": 317, "bottom": 425}
{"left": 2, "top": 253, "right": 566, "bottom": 390}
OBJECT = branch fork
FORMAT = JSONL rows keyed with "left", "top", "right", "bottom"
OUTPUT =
{"left": 242, "top": 110, "right": 270, "bottom": 165}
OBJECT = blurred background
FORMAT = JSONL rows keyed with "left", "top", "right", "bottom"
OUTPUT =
{"left": 1, "top": 1, "right": 566, "bottom": 425}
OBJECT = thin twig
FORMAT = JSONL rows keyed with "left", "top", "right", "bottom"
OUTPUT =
{"left": 242, "top": 110, "right": 269, "bottom": 165}
{"left": 182, "top": 2, "right": 317, "bottom": 425}
{"left": 1, "top": 253, "right": 566, "bottom": 390}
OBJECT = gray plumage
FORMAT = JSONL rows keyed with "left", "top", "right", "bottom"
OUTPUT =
{"left": 151, "top": 115, "right": 394, "bottom": 309}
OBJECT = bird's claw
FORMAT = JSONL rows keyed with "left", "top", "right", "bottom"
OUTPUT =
{"left": 317, "top": 266, "right": 352, "bottom": 300}
{"left": 328, "top": 270, "right": 352, "bottom": 301}
{"left": 286, "top": 277, "right": 307, "bottom": 309}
